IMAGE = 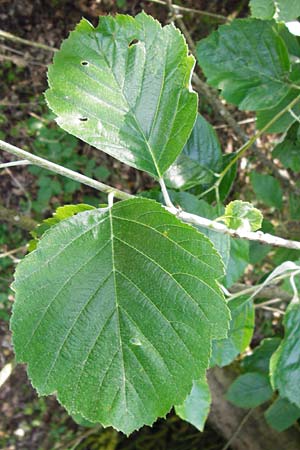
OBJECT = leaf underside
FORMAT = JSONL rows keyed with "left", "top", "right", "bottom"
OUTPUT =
{"left": 11, "top": 198, "right": 229, "bottom": 434}
{"left": 45, "top": 12, "right": 198, "bottom": 178}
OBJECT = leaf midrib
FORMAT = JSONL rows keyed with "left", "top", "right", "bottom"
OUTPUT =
{"left": 93, "top": 32, "right": 163, "bottom": 177}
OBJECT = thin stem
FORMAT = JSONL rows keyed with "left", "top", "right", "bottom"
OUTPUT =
{"left": 170, "top": 207, "right": 300, "bottom": 250}
{"left": 1, "top": 138, "right": 300, "bottom": 250}
{"left": 261, "top": 305, "right": 284, "bottom": 315}
{"left": 0, "top": 29, "right": 57, "bottom": 52}
{"left": 290, "top": 83, "right": 300, "bottom": 91}
{"left": 143, "top": 0, "right": 228, "bottom": 21}
{"left": 289, "top": 108, "right": 300, "bottom": 123}
{"left": 0, "top": 139, "right": 133, "bottom": 201}
{"left": 0, "top": 246, "right": 27, "bottom": 259}
{"left": 221, "top": 409, "right": 253, "bottom": 450}
{"left": 254, "top": 298, "right": 286, "bottom": 308}
{"left": 0, "top": 359, "right": 16, "bottom": 389}
{"left": 0, "top": 159, "right": 30, "bottom": 169}
{"left": 159, "top": 178, "right": 177, "bottom": 212}
{"left": 229, "top": 270, "right": 300, "bottom": 300}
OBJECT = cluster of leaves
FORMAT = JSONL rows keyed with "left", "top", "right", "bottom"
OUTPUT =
{"left": 9, "top": 4, "right": 300, "bottom": 438}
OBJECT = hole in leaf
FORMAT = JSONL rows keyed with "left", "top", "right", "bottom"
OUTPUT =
{"left": 79, "top": 117, "right": 88, "bottom": 122}
{"left": 81, "top": 61, "right": 89, "bottom": 66}
{"left": 128, "top": 39, "right": 139, "bottom": 47}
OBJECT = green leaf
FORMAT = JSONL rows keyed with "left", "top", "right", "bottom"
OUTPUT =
{"left": 45, "top": 13, "right": 197, "bottom": 178}
{"left": 219, "top": 154, "right": 237, "bottom": 202}
{"left": 273, "top": 123, "right": 300, "bottom": 173}
{"left": 249, "top": 0, "right": 276, "bottom": 19}
{"left": 250, "top": 172, "right": 283, "bottom": 209}
{"left": 71, "top": 412, "right": 97, "bottom": 428}
{"left": 164, "top": 114, "right": 222, "bottom": 190}
{"left": 276, "top": 0, "right": 300, "bottom": 22}
{"left": 241, "top": 338, "right": 281, "bottom": 375}
{"left": 210, "top": 296, "right": 255, "bottom": 368}
{"left": 175, "top": 377, "right": 211, "bottom": 431}
{"left": 270, "top": 302, "right": 300, "bottom": 408}
{"left": 196, "top": 19, "right": 290, "bottom": 110}
{"left": 249, "top": 219, "right": 274, "bottom": 264}
{"left": 278, "top": 24, "right": 300, "bottom": 57}
{"left": 251, "top": 0, "right": 300, "bottom": 22}
{"left": 256, "top": 89, "right": 300, "bottom": 133}
{"left": 169, "top": 191, "right": 230, "bottom": 269}
{"left": 265, "top": 397, "right": 300, "bottom": 431}
{"left": 224, "top": 239, "right": 249, "bottom": 288}
{"left": 226, "top": 372, "right": 273, "bottom": 408}
{"left": 224, "top": 201, "right": 263, "bottom": 232}
{"left": 11, "top": 197, "right": 229, "bottom": 434}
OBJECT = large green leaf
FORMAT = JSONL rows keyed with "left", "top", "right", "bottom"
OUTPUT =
{"left": 265, "top": 397, "right": 300, "bottom": 431}
{"left": 210, "top": 295, "right": 254, "bottom": 368}
{"left": 196, "top": 19, "right": 290, "bottom": 110}
{"left": 270, "top": 302, "right": 300, "bottom": 408}
{"left": 226, "top": 372, "right": 273, "bottom": 408}
{"left": 11, "top": 197, "right": 229, "bottom": 434}
{"left": 164, "top": 114, "right": 222, "bottom": 190}
{"left": 175, "top": 377, "right": 211, "bottom": 431}
{"left": 45, "top": 13, "right": 197, "bottom": 178}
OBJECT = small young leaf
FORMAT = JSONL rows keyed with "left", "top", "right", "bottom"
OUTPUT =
{"left": 224, "top": 200, "right": 263, "bottom": 232}
{"left": 250, "top": 172, "right": 283, "bottom": 209}
{"left": 273, "top": 123, "right": 300, "bottom": 173}
{"left": 226, "top": 372, "right": 273, "bottom": 408}
{"left": 197, "top": 19, "right": 290, "bottom": 110}
{"left": 45, "top": 13, "right": 197, "bottom": 178}
{"left": 175, "top": 377, "right": 211, "bottom": 431}
{"left": 210, "top": 296, "right": 255, "bottom": 368}
{"left": 265, "top": 397, "right": 300, "bottom": 432}
{"left": 241, "top": 338, "right": 281, "bottom": 375}
{"left": 11, "top": 197, "right": 229, "bottom": 434}
{"left": 164, "top": 114, "right": 222, "bottom": 190}
{"left": 270, "top": 302, "right": 300, "bottom": 409}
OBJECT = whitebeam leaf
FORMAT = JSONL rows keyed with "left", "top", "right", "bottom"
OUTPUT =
{"left": 11, "top": 198, "right": 229, "bottom": 435}
{"left": 45, "top": 13, "right": 198, "bottom": 178}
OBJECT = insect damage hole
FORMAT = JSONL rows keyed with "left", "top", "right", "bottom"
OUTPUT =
{"left": 79, "top": 117, "right": 88, "bottom": 122}
{"left": 81, "top": 61, "right": 89, "bottom": 66}
{"left": 128, "top": 39, "right": 139, "bottom": 47}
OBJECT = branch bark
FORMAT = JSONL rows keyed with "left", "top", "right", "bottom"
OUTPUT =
{"left": 1, "top": 139, "right": 300, "bottom": 250}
